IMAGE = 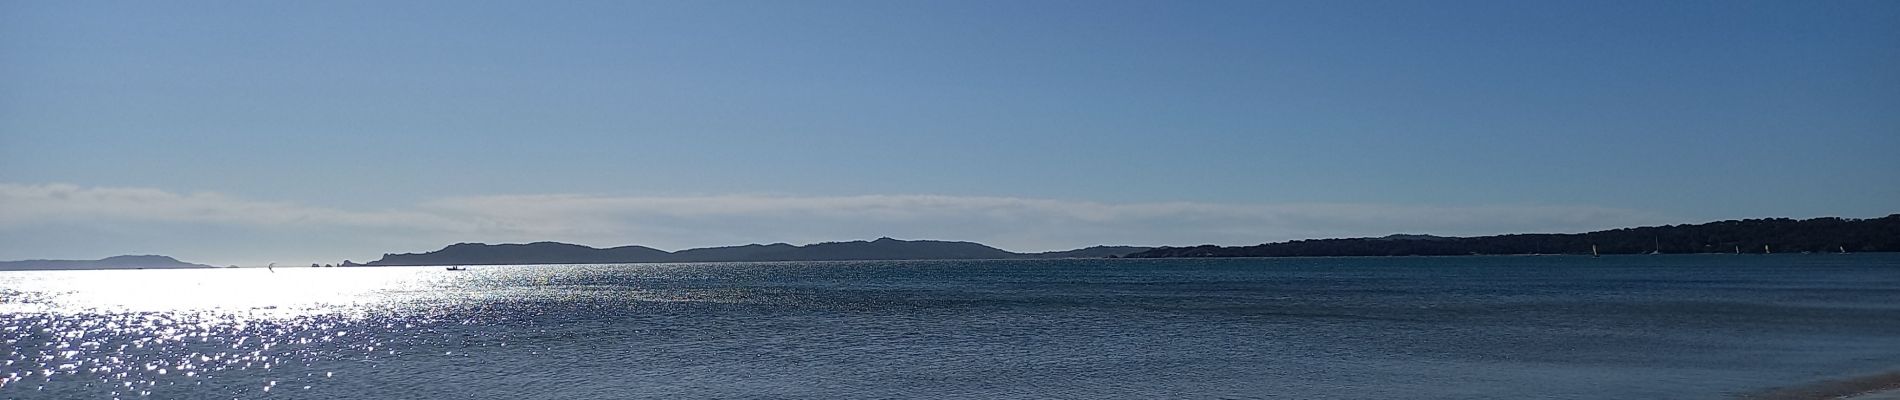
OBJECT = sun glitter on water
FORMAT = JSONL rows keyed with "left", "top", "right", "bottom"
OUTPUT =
{"left": 0, "top": 267, "right": 492, "bottom": 397}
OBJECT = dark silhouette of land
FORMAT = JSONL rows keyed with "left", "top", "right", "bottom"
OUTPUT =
{"left": 0, "top": 255, "right": 212, "bottom": 271}
{"left": 7, "top": 215, "right": 1894, "bottom": 270}
{"left": 1023, "top": 246, "right": 1157, "bottom": 259}
{"left": 1125, "top": 214, "right": 1900, "bottom": 258}
{"left": 367, "top": 238, "right": 1153, "bottom": 266}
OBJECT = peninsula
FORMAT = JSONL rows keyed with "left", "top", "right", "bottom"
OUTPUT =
{"left": 0, "top": 255, "right": 213, "bottom": 271}
{"left": 367, "top": 238, "right": 1151, "bottom": 266}
{"left": 1125, "top": 214, "right": 1900, "bottom": 258}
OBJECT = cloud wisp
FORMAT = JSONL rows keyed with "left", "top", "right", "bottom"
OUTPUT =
{"left": 0, "top": 183, "right": 466, "bottom": 230}
{"left": 1, "top": 183, "right": 1667, "bottom": 254}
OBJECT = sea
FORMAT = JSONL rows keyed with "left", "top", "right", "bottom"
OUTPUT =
{"left": 3, "top": 255, "right": 1898, "bottom": 399}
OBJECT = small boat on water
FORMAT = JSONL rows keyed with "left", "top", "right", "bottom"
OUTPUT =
{"left": 445, "top": 266, "right": 469, "bottom": 271}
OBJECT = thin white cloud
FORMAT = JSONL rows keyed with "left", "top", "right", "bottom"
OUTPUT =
{"left": 0, "top": 183, "right": 469, "bottom": 231}
{"left": 1, "top": 183, "right": 1668, "bottom": 256}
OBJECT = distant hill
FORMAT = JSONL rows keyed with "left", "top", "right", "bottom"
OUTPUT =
{"left": 368, "top": 238, "right": 1153, "bottom": 266}
{"left": 0, "top": 255, "right": 213, "bottom": 271}
{"left": 1125, "top": 214, "right": 1900, "bottom": 258}
{"left": 668, "top": 243, "right": 804, "bottom": 262}
{"left": 367, "top": 242, "right": 672, "bottom": 266}
{"left": 713, "top": 238, "right": 1020, "bottom": 262}
{"left": 1029, "top": 246, "right": 1157, "bottom": 258}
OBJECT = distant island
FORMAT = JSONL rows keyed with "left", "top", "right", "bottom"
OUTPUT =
{"left": 0, "top": 255, "right": 212, "bottom": 271}
{"left": 1125, "top": 214, "right": 1900, "bottom": 258}
{"left": 367, "top": 238, "right": 1153, "bottom": 266}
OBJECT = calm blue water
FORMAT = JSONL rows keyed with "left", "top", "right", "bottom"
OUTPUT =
{"left": 3, "top": 255, "right": 1899, "bottom": 399}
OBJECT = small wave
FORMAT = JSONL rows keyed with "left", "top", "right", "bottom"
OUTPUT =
{"left": 1741, "top": 370, "right": 1900, "bottom": 400}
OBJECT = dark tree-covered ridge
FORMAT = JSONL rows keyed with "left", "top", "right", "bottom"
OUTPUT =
{"left": 1124, "top": 214, "right": 1900, "bottom": 258}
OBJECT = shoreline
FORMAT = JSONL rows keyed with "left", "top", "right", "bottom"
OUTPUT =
{"left": 1845, "top": 390, "right": 1900, "bottom": 400}
{"left": 1744, "top": 371, "right": 1900, "bottom": 400}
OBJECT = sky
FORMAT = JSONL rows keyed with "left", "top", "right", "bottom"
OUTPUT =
{"left": 2, "top": 0, "right": 1896, "bottom": 265}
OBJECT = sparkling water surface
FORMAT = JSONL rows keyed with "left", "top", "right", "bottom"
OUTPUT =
{"left": 4, "top": 255, "right": 1899, "bottom": 399}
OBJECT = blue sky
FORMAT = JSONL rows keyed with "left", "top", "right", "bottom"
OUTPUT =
{"left": 3, "top": 0, "right": 1896, "bottom": 265}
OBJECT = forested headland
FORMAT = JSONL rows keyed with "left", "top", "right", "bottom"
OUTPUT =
{"left": 1124, "top": 214, "right": 1900, "bottom": 258}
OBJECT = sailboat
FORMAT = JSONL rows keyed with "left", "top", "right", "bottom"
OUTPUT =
{"left": 1591, "top": 245, "right": 1600, "bottom": 258}
{"left": 1648, "top": 238, "right": 1662, "bottom": 255}
{"left": 1763, "top": 245, "right": 1772, "bottom": 254}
